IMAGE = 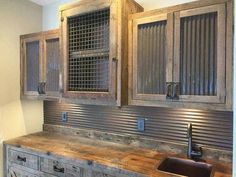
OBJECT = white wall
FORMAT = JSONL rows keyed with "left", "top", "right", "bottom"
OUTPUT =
{"left": 43, "top": 0, "right": 195, "bottom": 31}
{"left": 0, "top": 1, "right": 43, "bottom": 176}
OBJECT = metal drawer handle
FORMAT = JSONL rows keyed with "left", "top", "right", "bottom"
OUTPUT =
{"left": 53, "top": 165, "right": 64, "bottom": 173}
{"left": 17, "top": 155, "right": 26, "bottom": 162}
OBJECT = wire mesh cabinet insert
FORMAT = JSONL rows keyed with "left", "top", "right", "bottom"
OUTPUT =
{"left": 60, "top": 0, "right": 143, "bottom": 106}
{"left": 20, "top": 30, "right": 60, "bottom": 100}
{"left": 129, "top": 0, "right": 233, "bottom": 111}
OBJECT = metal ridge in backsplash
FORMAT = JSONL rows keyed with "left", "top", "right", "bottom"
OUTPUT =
{"left": 44, "top": 101, "right": 233, "bottom": 150}
{"left": 43, "top": 124, "right": 232, "bottom": 163}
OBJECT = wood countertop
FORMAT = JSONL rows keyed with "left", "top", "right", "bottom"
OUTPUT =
{"left": 4, "top": 132, "right": 232, "bottom": 177}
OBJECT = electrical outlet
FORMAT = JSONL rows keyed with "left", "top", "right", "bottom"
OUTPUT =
{"left": 61, "top": 112, "right": 68, "bottom": 122}
{"left": 137, "top": 118, "right": 145, "bottom": 132}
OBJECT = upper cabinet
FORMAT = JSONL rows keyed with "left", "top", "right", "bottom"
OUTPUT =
{"left": 20, "top": 30, "right": 60, "bottom": 100}
{"left": 129, "top": 0, "right": 233, "bottom": 111}
{"left": 60, "top": 0, "right": 143, "bottom": 106}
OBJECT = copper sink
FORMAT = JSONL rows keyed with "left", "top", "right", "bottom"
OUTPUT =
{"left": 157, "top": 157, "right": 214, "bottom": 177}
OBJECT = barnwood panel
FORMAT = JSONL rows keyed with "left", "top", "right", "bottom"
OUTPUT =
{"left": 44, "top": 101, "right": 233, "bottom": 150}
{"left": 60, "top": 0, "right": 143, "bottom": 106}
{"left": 129, "top": 0, "right": 232, "bottom": 111}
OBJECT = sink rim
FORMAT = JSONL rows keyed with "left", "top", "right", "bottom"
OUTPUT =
{"left": 156, "top": 157, "right": 215, "bottom": 177}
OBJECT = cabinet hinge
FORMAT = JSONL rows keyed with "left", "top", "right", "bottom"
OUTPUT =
{"left": 61, "top": 16, "right": 64, "bottom": 22}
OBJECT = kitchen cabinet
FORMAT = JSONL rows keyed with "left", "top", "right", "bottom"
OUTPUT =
{"left": 20, "top": 30, "right": 60, "bottom": 100}
{"left": 60, "top": 0, "right": 143, "bottom": 106}
{"left": 5, "top": 145, "right": 131, "bottom": 177}
{"left": 129, "top": 0, "right": 233, "bottom": 110}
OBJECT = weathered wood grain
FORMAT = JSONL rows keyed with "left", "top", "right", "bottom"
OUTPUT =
{"left": 4, "top": 132, "right": 232, "bottom": 177}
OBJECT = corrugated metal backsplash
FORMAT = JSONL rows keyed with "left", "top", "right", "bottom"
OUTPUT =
{"left": 44, "top": 101, "right": 233, "bottom": 151}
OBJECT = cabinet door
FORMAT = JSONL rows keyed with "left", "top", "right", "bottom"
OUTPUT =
{"left": 130, "top": 13, "right": 173, "bottom": 102}
{"left": 21, "top": 35, "right": 43, "bottom": 98}
{"left": 173, "top": 4, "right": 226, "bottom": 103}
{"left": 43, "top": 30, "right": 60, "bottom": 98}
{"left": 61, "top": 0, "right": 117, "bottom": 103}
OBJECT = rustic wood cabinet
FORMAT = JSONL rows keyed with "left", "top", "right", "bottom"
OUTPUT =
{"left": 5, "top": 145, "right": 133, "bottom": 177}
{"left": 20, "top": 30, "right": 60, "bottom": 100}
{"left": 60, "top": 0, "right": 143, "bottom": 106}
{"left": 129, "top": 0, "right": 233, "bottom": 110}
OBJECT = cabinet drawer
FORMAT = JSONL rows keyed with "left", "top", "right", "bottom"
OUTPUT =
{"left": 40, "top": 158, "right": 66, "bottom": 177}
{"left": 8, "top": 166, "right": 38, "bottom": 177}
{"left": 8, "top": 149, "right": 39, "bottom": 170}
{"left": 65, "top": 164, "right": 82, "bottom": 177}
{"left": 40, "top": 157, "right": 84, "bottom": 177}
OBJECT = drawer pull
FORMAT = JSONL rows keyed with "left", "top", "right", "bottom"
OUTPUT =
{"left": 53, "top": 165, "right": 64, "bottom": 173}
{"left": 17, "top": 155, "right": 26, "bottom": 162}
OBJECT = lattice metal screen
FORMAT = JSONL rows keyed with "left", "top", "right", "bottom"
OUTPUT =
{"left": 180, "top": 12, "right": 217, "bottom": 96}
{"left": 46, "top": 38, "right": 60, "bottom": 92}
{"left": 68, "top": 9, "right": 110, "bottom": 92}
{"left": 26, "top": 41, "right": 40, "bottom": 91}
{"left": 137, "top": 21, "right": 167, "bottom": 94}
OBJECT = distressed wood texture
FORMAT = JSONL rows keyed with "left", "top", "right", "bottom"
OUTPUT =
{"left": 20, "top": 29, "right": 60, "bottom": 100}
{"left": 60, "top": 0, "right": 143, "bottom": 106}
{"left": 8, "top": 149, "right": 39, "bottom": 170}
{"left": 4, "top": 132, "right": 232, "bottom": 177}
{"left": 128, "top": 0, "right": 233, "bottom": 111}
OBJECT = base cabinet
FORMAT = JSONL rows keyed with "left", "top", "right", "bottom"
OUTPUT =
{"left": 5, "top": 146, "right": 134, "bottom": 177}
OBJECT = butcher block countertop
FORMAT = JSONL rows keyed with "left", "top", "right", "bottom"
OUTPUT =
{"left": 4, "top": 132, "right": 232, "bottom": 177}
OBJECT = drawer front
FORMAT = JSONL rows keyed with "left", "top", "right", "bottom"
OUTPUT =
{"left": 40, "top": 158, "right": 65, "bottom": 177}
{"left": 8, "top": 149, "right": 39, "bottom": 170}
{"left": 65, "top": 164, "right": 83, "bottom": 177}
{"left": 8, "top": 166, "right": 38, "bottom": 177}
{"left": 40, "top": 157, "right": 85, "bottom": 177}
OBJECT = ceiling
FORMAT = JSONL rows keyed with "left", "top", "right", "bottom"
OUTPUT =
{"left": 29, "top": 0, "right": 59, "bottom": 6}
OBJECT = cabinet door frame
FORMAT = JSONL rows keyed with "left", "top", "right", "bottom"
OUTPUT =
{"left": 43, "top": 29, "right": 61, "bottom": 99}
{"left": 60, "top": 0, "right": 118, "bottom": 102}
{"left": 130, "top": 13, "right": 173, "bottom": 101}
{"left": 173, "top": 4, "right": 226, "bottom": 103}
{"left": 20, "top": 34, "right": 43, "bottom": 98}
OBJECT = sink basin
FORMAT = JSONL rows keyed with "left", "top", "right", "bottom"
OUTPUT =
{"left": 157, "top": 157, "right": 214, "bottom": 177}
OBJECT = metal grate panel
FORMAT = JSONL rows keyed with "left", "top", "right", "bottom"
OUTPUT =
{"left": 26, "top": 41, "right": 40, "bottom": 91}
{"left": 137, "top": 21, "right": 167, "bottom": 94}
{"left": 46, "top": 38, "right": 60, "bottom": 92}
{"left": 68, "top": 9, "right": 110, "bottom": 92}
{"left": 180, "top": 12, "right": 217, "bottom": 95}
{"left": 68, "top": 55, "right": 109, "bottom": 91}
{"left": 44, "top": 101, "right": 233, "bottom": 151}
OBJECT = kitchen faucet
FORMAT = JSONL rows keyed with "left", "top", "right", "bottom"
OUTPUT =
{"left": 187, "top": 123, "right": 203, "bottom": 159}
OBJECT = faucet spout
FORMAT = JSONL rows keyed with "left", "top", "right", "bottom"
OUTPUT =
{"left": 187, "top": 123, "right": 202, "bottom": 159}
{"left": 187, "top": 123, "right": 192, "bottom": 158}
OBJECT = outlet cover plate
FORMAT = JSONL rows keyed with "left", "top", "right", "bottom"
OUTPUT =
{"left": 137, "top": 118, "right": 145, "bottom": 132}
{"left": 61, "top": 112, "right": 68, "bottom": 122}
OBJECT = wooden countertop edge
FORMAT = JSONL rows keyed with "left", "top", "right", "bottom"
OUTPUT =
{"left": 3, "top": 132, "right": 232, "bottom": 177}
